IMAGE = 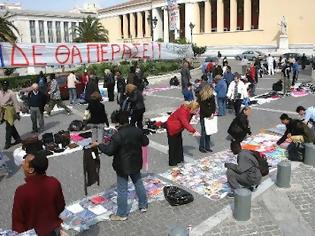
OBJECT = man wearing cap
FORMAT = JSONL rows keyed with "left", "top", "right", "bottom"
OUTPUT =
{"left": 0, "top": 80, "right": 21, "bottom": 149}
{"left": 12, "top": 151, "right": 66, "bottom": 236}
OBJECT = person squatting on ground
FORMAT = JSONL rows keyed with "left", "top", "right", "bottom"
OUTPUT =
{"left": 93, "top": 111, "right": 149, "bottom": 221}
{"left": 0, "top": 80, "right": 21, "bottom": 150}
{"left": 228, "top": 107, "right": 252, "bottom": 143}
{"left": 197, "top": 84, "right": 216, "bottom": 153}
{"left": 125, "top": 84, "right": 145, "bottom": 130}
{"left": 214, "top": 75, "right": 227, "bottom": 116}
{"left": 296, "top": 106, "right": 315, "bottom": 134}
{"left": 12, "top": 151, "right": 66, "bottom": 236}
{"left": 67, "top": 71, "right": 80, "bottom": 105}
{"left": 28, "top": 83, "right": 47, "bottom": 133}
{"left": 225, "top": 141, "right": 262, "bottom": 197}
{"left": 227, "top": 73, "right": 248, "bottom": 116}
{"left": 85, "top": 91, "right": 109, "bottom": 142}
{"left": 166, "top": 101, "right": 200, "bottom": 166}
{"left": 46, "top": 74, "right": 72, "bottom": 116}
{"left": 104, "top": 69, "right": 115, "bottom": 102}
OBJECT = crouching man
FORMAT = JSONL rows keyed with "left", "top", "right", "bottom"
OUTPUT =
{"left": 225, "top": 141, "right": 262, "bottom": 197}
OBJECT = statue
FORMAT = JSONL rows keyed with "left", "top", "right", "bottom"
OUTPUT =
{"left": 279, "top": 16, "right": 287, "bottom": 35}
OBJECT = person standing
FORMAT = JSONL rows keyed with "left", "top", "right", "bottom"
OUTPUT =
{"left": 227, "top": 107, "right": 252, "bottom": 142}
{"left": 267, "top": 54, "right": 275, "bottom": 75}
{"left": 28, "top": 83, "right": 47, "bottom": 133}
{"left": 166, "top": 101, "right": 200, "bottom": 166}
{"left": 0, "top": 80, "right": 21, "bottom": 150}
{"left": 86, "top": 91, "right": 109, "bottom": 142}
{"left": 291, "top": 59, "right": 299, "bottom": 86}
{"left": 94, "top": 111, "right": 149, "bottom": 221}
{"left": 248, "top": 63, "right": 257, "bottom": 96}
{"left": 223, "top": 66, "right": 234, "bottom": 87}
{"left": 127, "top": 66, "right": 137, "bottom": 85}
{"left": 12, "top": 151, "right": 66, "bottom": 235}
{"left": 227, "top": 74, "right": 248, "bottom": 115}
{"left": 296, "top": 106, "right": 315, "bottom": 134}
{"left": 224, "top": 141, "right": 262, "bottom": 197}
{"left": 36, "top": 71, "right": 48, "bottom": 95}
{"left": 85, "top": 76, "right": 100, "bottom": 103}
{"left": 214, "top": 75, "right": 227, "bottom": 116}
{"left": 47, "top": 74, "right": 72, "bottom": 116}
{"left": 126, "top": 84, "right": 145, "bottom": 130}
{"left": 301, "top": 53, "right": 307, "bottom": 70}
{"left": 104, "top": 69, "right": 115, "bottom": 102}
{"left": 67, "top": 71, "right": 80, "bottom": 105}
{"left": 180, "top": 61, "right": 191, "bottom": 94}
{"left": 197, "top": 85, "right": 216, "bottom": 153}
{"left": 115, "top": 71, "right": 126, "bottom": 106}
{"left": 241, "top": 57, "right": 249, "bottom": 75}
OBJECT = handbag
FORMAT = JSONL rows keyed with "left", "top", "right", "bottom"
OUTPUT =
{"left": 83, "top": 109, "right": 91, "bottom": 121}
{"left": 204, "top": 116, "right": 218, "bottom": 135}
{"left": 163, "top": 186, "right": 194, "bottom": 206}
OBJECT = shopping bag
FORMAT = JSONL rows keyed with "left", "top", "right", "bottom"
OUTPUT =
{"left": 142, "top": 146, "right": 148, "bottom": 171}
{"left": 204, "top": 116, "right": 218, "bottom": 135}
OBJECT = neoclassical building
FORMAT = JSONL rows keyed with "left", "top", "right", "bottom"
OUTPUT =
{"left": 99, "top": 0, "right": 315, "bottom": 54}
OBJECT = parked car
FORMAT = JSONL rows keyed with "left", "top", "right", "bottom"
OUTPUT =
{"left": 55, "top": 74, "right": 85, "bottom": 100}
{"left": 235, "top": 51, "right": 265, "bottom": 61}
{"left": 205, "top": 56, "right": 219, "bottom": 63}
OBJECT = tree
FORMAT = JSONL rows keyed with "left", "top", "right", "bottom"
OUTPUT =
{"left": 74, "top": 15, "right": 109, "bottom": 43}
{"left": 0, "top": 11, "right": 18, "bottom": 44}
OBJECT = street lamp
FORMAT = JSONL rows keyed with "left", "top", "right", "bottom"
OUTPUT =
{"left": 189, "top": 22, "right": 195, "bottom": 43}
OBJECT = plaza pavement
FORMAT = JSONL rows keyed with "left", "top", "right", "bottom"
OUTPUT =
{"left": 0, "top": 60, "right": 315, "bottom": 236}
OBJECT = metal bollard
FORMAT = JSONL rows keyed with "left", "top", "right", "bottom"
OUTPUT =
{"left": 168, "top": 225, "right": 189, "bottom": 236}
{"left": 233, "top": 188, "right": 252, "bottom": 221}
{"left": 304, "top": 143, "right": 315, "bottom": 167}
{"left": 276, "top": 160, "right": 291, "bottom": 188}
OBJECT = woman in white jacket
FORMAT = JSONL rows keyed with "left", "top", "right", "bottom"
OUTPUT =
{"left": 227, "top": 73, "right": 248, "bottom": 115}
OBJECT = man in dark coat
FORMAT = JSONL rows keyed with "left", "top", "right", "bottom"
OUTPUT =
{"left": 85, "top": 77, "right": 100, "bottom": 103}
{"left": 225, "top": 141, "right": 262, "bottom": 197}
{"left": 94, "top": 111, "right": 149, "bottom": 221}
{"left": 227, "top": 107, "right": 252, "bottom": 142}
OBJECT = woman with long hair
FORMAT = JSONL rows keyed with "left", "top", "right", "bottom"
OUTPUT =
{"left": 166, "top": 101, "right": 200, "bottom": 166}
{"left": 125, "top": 84, "right": 145, "bottom": 129}
{"left": 197, "top": 84, "right": 216, "bottom": 153}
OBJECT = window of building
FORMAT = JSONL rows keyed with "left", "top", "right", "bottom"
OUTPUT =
{"left": 64, "top": 22, "right": 69, "bottom": 42}
{"left": 127, "top": 14, "right": 131, "bottom": 38}
{"left": 29, "top": 20, "right": 36, "bottom": 43}
{"left": 210, "top": 0, "right": 217, "bottom": 32}
{"left": 55, "top": 21, "right": 61, "bottom": 43}
{"left": 71, "top": 22, "right": 76, "bottom": 42}
{"left": 251, "top": 0, "right": 259, "bottom": 29}
{"left": 237, "top": 0, "right": 244, "bottom": 30}
{"left": 199, "top": 2, "right": 205, "bottom": 33}
{"left": 223, "top": 0, "right": 230, "bottom": 31}
{"left": 134, "top": 13, "right": 138, "bottom": 38}
{"left": 142, "top": 12, "right": 146, "bottom": 37}
{"left": 119, "top": 15, "right": 123, "bottom": 38}
{"left": 38, "top": 20, "right": 45, "bottom": 43}
{"left": 47, "top": 21, "right": 54, "bottom": 43}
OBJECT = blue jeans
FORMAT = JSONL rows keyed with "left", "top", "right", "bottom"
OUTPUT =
{"left": 217, "top": 97, "right": 226, "bottom": 116}
{"left": 116, "top": 172, "right": 148, "bottom": 217}
{"left": 69, "top": 88, "right": 77, "bottom": 104}
{"left": 199, "top": 118, "right": 211, "bottom": 150}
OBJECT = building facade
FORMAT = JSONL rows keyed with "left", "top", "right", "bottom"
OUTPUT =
{"left": 98, "top": 0, "right": 315, "bottom": 54}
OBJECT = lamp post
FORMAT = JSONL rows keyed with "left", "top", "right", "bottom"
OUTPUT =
{"left": 189, "top": 22, "right": 195, "bottom": 44}
{"left": 147, "top": 15, "right": 158, "bottom": 41}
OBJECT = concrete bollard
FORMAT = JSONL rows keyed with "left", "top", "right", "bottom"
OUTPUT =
{"left": 168, "top": 225, "right": 189, "bottom": 236}
{"left": 304, "top": 143, "right": 315, "bottom": 167}
{"left": 276, "top": 160, "right": 291, "bottom": 188}
{"left": 233, "top": 188, "right": 252, "bottom": 221}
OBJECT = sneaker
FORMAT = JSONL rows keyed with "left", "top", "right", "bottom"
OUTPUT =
{"left": 199, "top": 148, "right": 207, "bottom": 153}
{"left": 4, "top": 144, "right": 11, "bottom": 150}
{"left": 109, "top": 214, "right": 127, "bottom": 221}
{"left": 227, "top": 192, "right": 235, "bottom": 198}
{"left": 205, "top": 148, "right": 213, "bottom": 152}
{"left": 139, "top": 207, "right": 148, "bottom": 213}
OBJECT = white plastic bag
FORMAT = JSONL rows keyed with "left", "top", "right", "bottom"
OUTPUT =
{"left": 204, "top": 116, "right": 218, "bottom": 135}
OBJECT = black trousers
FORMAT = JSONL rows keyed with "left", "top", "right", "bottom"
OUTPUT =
{"left": 5, "top": 121, "right": 20, "bottom": 146}
{"left": 167, "top": 131, "right": 184, "bottom": 166}
{"left": 233, "top": 99, "right": 243, "bottom": 115}
{"left": 107, "top": 85, "right": 115, "bottom": 101}
{"left": 130, "top": 108, "right": 145, "bottom": 130}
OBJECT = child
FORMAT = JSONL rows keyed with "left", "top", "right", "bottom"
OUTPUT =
{"left": 183, "top": 82, "right": 194, "bottom": 101}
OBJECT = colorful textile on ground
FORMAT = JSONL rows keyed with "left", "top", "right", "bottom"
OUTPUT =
{"left": 61, "top": 175, "right": 167, "bottom": 232}
{"left": 290, "top": 89, "right": 309, "bottom": 97}
{"left": 143, "top": 86, "right": 177, "bottom": 96}
{"left": 250, "top": 92, "right": 282, "bottom": 106}
{"left": 161, "top": 132, "right": 288, "bottom": 201}
{"left": 0, "top": 229, "right": 37, "bottom": 236}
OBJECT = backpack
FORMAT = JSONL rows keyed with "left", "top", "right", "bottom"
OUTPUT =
{"left": 170, "top": 76, "right": 179, "bottom": 86}
{"left": 251, "top": 151, "right": 270, "bottom": 176}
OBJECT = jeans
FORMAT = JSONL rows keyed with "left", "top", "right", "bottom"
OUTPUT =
{"left": 69, "top": 88, "right": 77, "bottom": 104}
{"left": 90, "top": 123, "right": 104, "bottom": 142}
{"left": 217, "top": 97, "right": 226, "bottom": 116}
{"left": 130, "top": 108, "right": 145, "bottom": 130}
{"left": 199, "top": 118, "right": 211, "bottom": 150}
{"left": 116, "top": 173, "right": 148, "bottom": 217}
{"left": 30, "top": 107, "right": 44, "bottom": 132}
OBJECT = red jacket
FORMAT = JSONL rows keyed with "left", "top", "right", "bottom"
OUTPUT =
{"left": 166, "top": 105, "right": 196, "bottom": 136}
{"left": 12, "top": 175, "right": 65, "bottom": 236}
{"left": 249, "top": 66, "right": 256, "bottom": 82}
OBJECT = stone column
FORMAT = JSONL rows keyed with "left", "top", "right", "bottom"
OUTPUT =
{"left": 217, "top": 0, "right": 224, "bottom": 32}
{"left": 230, "top": 0, "right": 237, "bottom": 31}
{"left": 152, "top": 8, "right": 163, "bottom": 41}
{"left": 204, "top": 0, "right": 211, "bottom": 33}
{"left": 123, "top": 14, "right": 129, "bottom": 39}
{"left": 163, "top": 8, "right": 169, "bottom": 42}
{"left": 145, "top": 10, "right": 151, "bottom": 38}
{"left": 60, "top": 21, "right": 65, "bottom": 43}
{"left": 130, "top": 13, "right": 136, "bottom": 39}
{"left": 137, "top": 12, "right": 143, "bottom": 38}
{"left": 244, "top": 0, "right": 252, "bottom": 31}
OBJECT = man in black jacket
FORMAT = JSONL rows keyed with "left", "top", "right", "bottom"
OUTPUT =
{"left": 227, "top": 107, "right": 252, "bottom": 142}
{"left": 93, "top": 110, "right": 149, "bottom": 221}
